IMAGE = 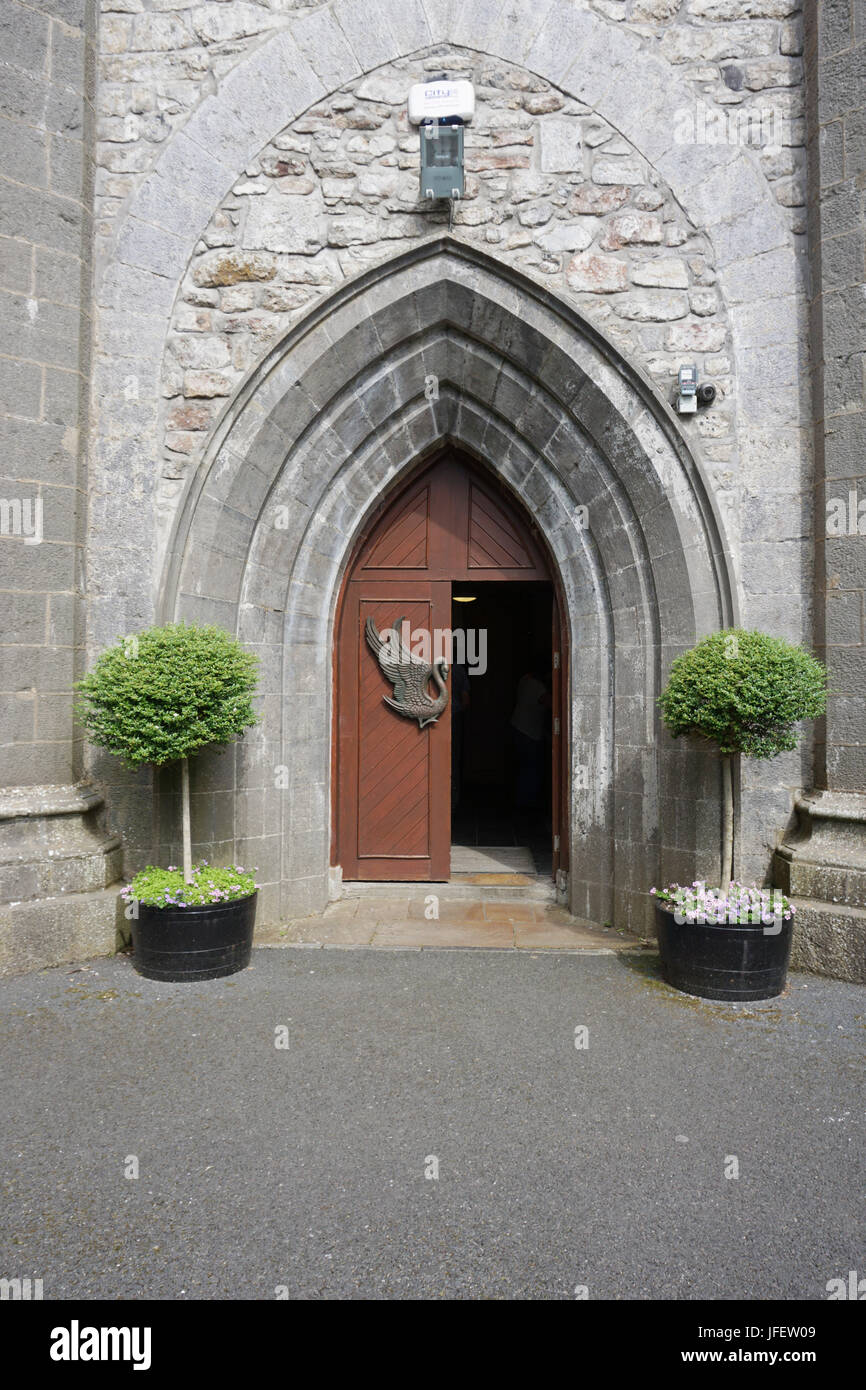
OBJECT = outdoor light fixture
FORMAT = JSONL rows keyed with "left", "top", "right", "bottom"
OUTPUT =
{"left": 673, "top": 363, "right": 716, "bottom": 415}
{"left": 408, "top": 78, "right": 474, "bottom": 204}
{"left": 419, "top": 119, "right": 465, "bottom": 200}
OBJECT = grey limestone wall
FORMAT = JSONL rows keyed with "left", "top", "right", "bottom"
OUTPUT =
{"left": 0, "top": 0, "right": 859, "bottom": 970}
{"left": 80, "top": 0, "right": 818, "bottom": 923}
{"left": 805, "top": 0, "right": 866, "bottom": 793}
{"left": 0, "top": 0, "right": 817, "bottom": 946}
{"left": 85, "top": 3, "right": 815, "bottom": 921}
{"left": 770, "top": 0, "right": 866, "bottom": 984}
{"left": 0, "top": 0, "right": 97, "bottom": 790}
{"left": 0, "top": 0, "right": 124, "bottom": 975}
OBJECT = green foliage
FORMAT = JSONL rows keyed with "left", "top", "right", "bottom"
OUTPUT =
{"left": 122, "top": 862, "right": 258, "bottom": 909}
{"left": 76, "top": 623, "right": 259, "bottom": 768}
{"left": 658, "top": 628, "right": 827, "bottom": 759}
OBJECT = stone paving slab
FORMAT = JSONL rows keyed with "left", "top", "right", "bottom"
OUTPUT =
{"left": 256, "top": 896, "right": 644, "bottom": 951}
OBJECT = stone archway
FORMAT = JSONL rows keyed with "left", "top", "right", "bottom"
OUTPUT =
{"left": 160, "top": 239, "right": 735, "bottom": 935}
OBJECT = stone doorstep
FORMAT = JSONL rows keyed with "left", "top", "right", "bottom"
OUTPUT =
{"left": 342, "top": 879, "right": 557, "bottom": 903}
{"left": 256, "top": 897, "right": 645, "bottom": 951}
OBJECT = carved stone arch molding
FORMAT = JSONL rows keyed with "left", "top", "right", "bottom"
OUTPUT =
{"left": 160, "top": 239, "right": 736, "bottom": 932}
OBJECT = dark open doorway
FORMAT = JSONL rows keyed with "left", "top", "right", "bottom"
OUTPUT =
{"left": 450, "top": 581, "right": 554, "bottom": 880}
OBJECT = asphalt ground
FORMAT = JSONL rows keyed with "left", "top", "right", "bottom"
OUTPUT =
{"left": 1, "top": 946, "right": 864, "bottom": 1301}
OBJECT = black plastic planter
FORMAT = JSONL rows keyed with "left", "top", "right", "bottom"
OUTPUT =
{"left": 654, "top": 902, "right": 793, "bottom": 1001}
{"left": 132, "top": 893, "right": 257, "bottom": 982}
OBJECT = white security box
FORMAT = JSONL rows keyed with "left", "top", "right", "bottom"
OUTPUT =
{"left": 408, "top": 79, "right": 475, "bottom": 125}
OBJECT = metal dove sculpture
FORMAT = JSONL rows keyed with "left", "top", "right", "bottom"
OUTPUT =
{"left": 365, "top": 616, "right": 450, "bottom": 730}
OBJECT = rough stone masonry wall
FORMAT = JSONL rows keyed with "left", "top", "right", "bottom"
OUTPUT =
{"left": 94, "top": 0, "right": 807, "bottom": 263}
{"left": 159, "top": 48, "right": 737, "bottom": 520}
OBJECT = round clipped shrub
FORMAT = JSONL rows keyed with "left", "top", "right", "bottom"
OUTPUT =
{"left": 75, "top": 623, "right": 259, "bottom": 768}
{"left": 76, "top": 623, "right": 259, "bottom": 885}
{"left": 658, "top": 628, "right": 827, "bottom": 888}
{"left": 658, "top": 629, "right": 827, "bottom": 759}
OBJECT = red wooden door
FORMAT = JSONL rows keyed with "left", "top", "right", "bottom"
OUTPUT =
{"left": 338, "top": 583, "right": 452, "bottom": 880}
{"left": 335, "top": 452, "right": 555, "bottom": 882}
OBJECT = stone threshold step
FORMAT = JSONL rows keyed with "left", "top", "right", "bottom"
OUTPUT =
{"left": 342, "top": 880, "right": 557, "bottom": 902}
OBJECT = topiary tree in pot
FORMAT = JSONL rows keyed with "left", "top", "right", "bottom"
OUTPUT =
{"left": 658, "top": 628, "right": 827, "bottom": 886}
{"left": 652, "top": 629, "right": 827, "bottom": 1001}
{"left": 76, "top": 623, "right": 260, "bottom": 981}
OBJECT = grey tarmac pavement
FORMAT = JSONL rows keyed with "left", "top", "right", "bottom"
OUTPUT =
{"left": 0, "top": 947, "right": 864, "bottom": 1301}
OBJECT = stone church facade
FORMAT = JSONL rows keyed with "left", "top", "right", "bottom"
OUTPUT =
{"left": 1, "top": 0, "right": 864, "bottom": 979}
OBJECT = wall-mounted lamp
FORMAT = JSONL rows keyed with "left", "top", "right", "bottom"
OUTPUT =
{"left": 408, "top": 78, "right": 474, "bottom": 204}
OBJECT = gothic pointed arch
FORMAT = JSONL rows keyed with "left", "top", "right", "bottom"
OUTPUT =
{"left": 160, "top": 239, "right": 735, "bottom": 930}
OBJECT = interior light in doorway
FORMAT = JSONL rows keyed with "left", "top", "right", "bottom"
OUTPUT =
{"left": 453, "top": 596, "right": 477, "bottom": 603}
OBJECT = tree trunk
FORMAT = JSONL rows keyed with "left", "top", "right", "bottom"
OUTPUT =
{"left": 181, "top": 756, "right": 193, "bottom": 885}
{"left": 721, "top": 754, "right": 734, "bottom": 888}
